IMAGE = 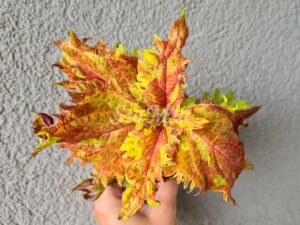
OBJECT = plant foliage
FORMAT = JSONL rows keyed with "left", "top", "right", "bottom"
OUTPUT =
{"left": 32, "top": 9, "right": 260, "bottom": 219}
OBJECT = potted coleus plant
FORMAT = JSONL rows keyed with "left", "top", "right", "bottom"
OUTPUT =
{"left": 32, "top": 8, "right": 260, "bottom": 220}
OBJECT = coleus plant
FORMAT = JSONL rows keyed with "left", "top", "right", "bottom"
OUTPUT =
{"left": 32, "top": 9, "right": 260, "bottom": 220}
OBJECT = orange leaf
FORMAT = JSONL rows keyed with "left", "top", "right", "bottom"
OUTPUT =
{"left": 131, "top": 12, "right": 190, "bottom": 108}
{"left": 32, "top": 8, "right": 260, "bottom": 220}
{"left": 173, "top": 104, "right": 248, "bottom": 202}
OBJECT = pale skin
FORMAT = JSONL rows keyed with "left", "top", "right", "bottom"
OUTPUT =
{"left": 93, "top": 179, "right": 178, "bottom": 225}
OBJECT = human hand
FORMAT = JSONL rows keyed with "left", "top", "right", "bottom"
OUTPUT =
{"left": 93, "top": 179, "right": 178, "bottom": 225}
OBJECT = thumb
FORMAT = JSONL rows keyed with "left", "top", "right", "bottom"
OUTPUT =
{"left": 148, "top": 179, "right": 178, "bottom": 221}
{"left": 156, "top": 179, "right": 178, "bottom": 206}
{"left": 93, "top": 185, "right": 123, "bottom": 217}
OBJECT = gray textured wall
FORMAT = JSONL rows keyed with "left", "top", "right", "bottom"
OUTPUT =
{"left": 1, "top": 0, "right": 299, "bottom": 224}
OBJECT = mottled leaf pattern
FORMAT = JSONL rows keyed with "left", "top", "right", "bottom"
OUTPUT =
{"left": 32, "top": 9, "right": 260, "bottom": 220}
{"left": 173, "top": 104, "right": 246, "bottom": 202}
{"left": 130, "top": 9, "right": 189, "bottom": 108}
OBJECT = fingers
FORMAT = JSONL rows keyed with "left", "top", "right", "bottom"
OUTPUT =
{"left": 156, "top": 179, "right": 178, "bottom": 206}
{"left": 93, "top": 180, "right": 178, "bottom": 225}
{"left": 93, "top": 185, "right": 151, "bottom": 225}
{"left": 93, "top": 186, "right": 123, "bottom": 219}
{"left": 148, "top": 179, "right": 178, "bottom": 224}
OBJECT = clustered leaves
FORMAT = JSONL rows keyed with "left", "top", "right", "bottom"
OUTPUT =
{"left": 32, "top": 9, "right": 260, "bottom": 220}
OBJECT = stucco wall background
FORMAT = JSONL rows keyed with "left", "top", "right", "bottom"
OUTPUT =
{"left": 1, "top": 0, "right": 299, "bottom": 224}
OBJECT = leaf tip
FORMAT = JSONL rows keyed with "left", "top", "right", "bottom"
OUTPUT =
{"left": 223, "top": 191, "right": 236, "bottom": 205}
{"left": 31, "top": 151, "right": 39, "bottom": 158}
{"left": 253, "top": 105, "right": 262, "bottom": 112}
{"left": 244, "top": 159, "right": 254, "bottom": 170}
{"left": 53, "top": 39, "right": 63, "bottom": 48}
{"left": 118, "top": 211, "right": 128, "bottom": 221}
{"left": 146, "top": 199, "right": 160, "bottom": 207}
{"left": 67, "top": 29, "right": 74, "bottom": 37}
{"left": 181, "top": 7, "right": 186, "bottom": 17}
